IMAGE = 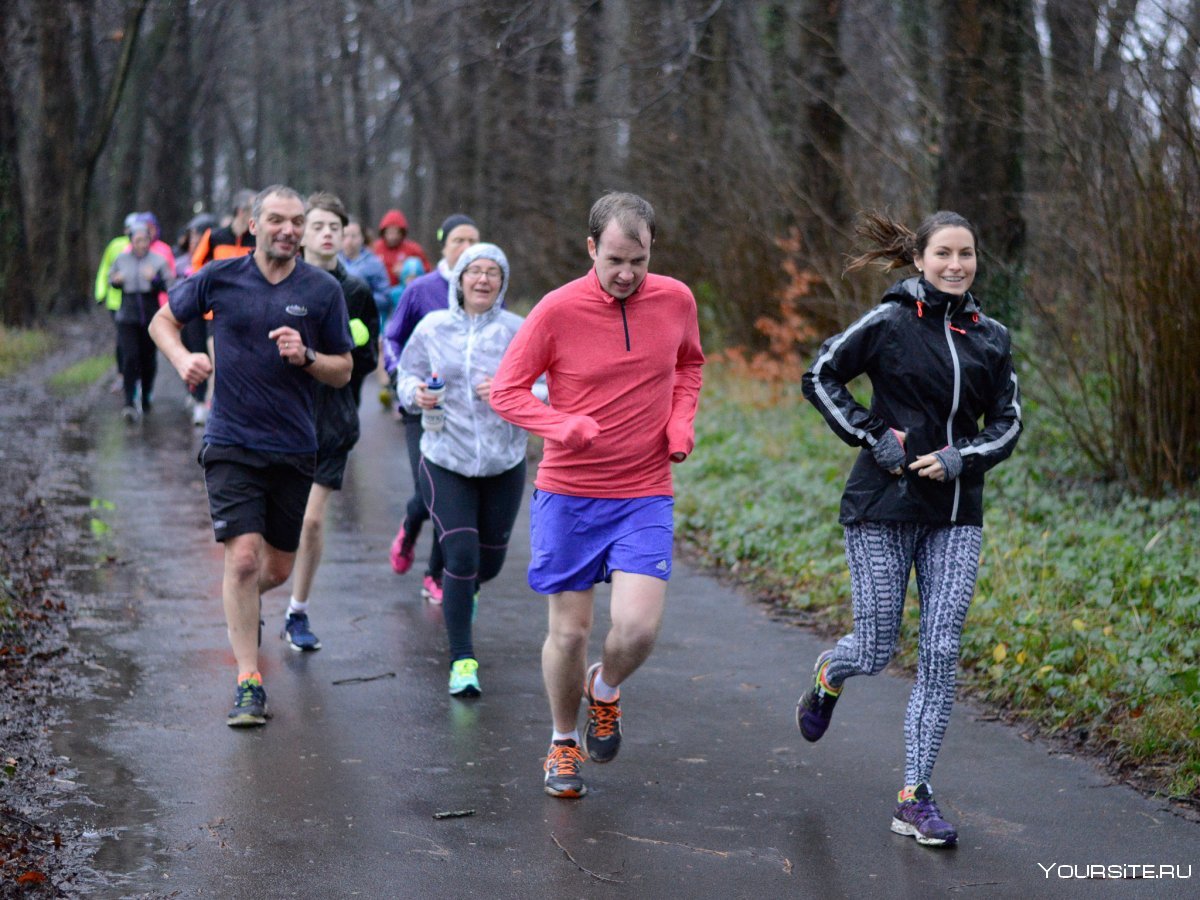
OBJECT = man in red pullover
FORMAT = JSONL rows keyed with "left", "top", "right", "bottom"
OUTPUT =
{"left": 490, "top": 192, "right": 704, "bottom": 799}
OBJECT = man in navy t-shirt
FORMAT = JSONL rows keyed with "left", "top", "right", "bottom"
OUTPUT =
{"left": 150, "top": 185, "right": 353, "bottom": 728}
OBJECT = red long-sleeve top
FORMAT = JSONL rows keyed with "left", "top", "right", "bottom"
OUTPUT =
{"left": 490, "top": 268, "right": 704, "bottom": 498}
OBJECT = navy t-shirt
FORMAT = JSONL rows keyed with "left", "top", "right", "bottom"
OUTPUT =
{"left": 169, "top": 255, "right": 353, "bottom": 453}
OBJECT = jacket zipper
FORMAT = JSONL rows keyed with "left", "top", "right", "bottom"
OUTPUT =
{"left": 464, "top": 318, "right": 483, "bottom": 474}
{"left": 619, "top": 299, "right": 631, "bottom": 351}
{"left": 943, "top": 302, "right": 963, "bottom": 522}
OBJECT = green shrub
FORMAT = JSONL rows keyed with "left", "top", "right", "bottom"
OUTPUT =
{"left": 0, "top": 325, "right": 54, "bottom": 378}
{"left": 48, "top": 354, "right": 113, "bottom": 394}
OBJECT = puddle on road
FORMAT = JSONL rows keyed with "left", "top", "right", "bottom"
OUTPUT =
{"left": 38, "top": 408, "right": 177, "bottom": 891}
{"left": 53, "top": 546, "right": 174, "bottom": 890}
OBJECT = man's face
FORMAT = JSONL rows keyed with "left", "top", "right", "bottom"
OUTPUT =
{"left": 250, "top": 193, "right": 306, "bottom": 263}
{"left": 588, "top": 220, "right": 651, "bottom": 299}
{"left": 382, "top": 226, "right": 403, "bottom": 247}
{"left": 443, "top": 224, "right": 480, "bottom": 269}
{"left": 303, "top": 208, "right": 343, "bottom": 265}
{"left": 130, "top": 232, "right": 150, "bottom": 256}
{"left": 342, "top": 222, "right": 364, "bottom": 257}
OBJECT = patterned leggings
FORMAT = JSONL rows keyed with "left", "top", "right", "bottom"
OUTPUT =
{"left": 824, "top": 521, "right": 983, "bottom": 786}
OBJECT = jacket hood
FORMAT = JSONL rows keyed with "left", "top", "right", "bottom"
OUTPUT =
{"left": 448, "top": 242, "right": 509, "bottom": 314}
{"left": 882, "top": 276, "right": 980, "bottom": 316}
{"left": 378, "top": 209, "right": 409, "bottom": 232}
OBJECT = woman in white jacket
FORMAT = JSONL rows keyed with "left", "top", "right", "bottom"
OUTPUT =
{"left": 398, "top": 243, "right": 542, "bottom": 697}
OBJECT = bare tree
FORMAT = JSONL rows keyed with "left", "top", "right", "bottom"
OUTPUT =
{"left": 17, "top": 0, "right": 150, "bottom": 322}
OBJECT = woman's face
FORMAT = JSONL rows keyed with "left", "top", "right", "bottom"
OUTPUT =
{"left": 915, "top": 226, "right": 976, "bottom": 295}
{"left": 459, "top": 259, "right": 503, "bottom": 315}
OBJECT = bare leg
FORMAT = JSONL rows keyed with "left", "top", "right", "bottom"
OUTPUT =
{"left": 600, "top": 571, "right": 667, "bottom": 687}
{"left": 290, "top": 484, "right": 334, "bottom": 605}
{"left": 223, "top": 533, "right": 266, "bottom": 675}
{"left": 543, "top": 589, "right": 595, "bottom": 733}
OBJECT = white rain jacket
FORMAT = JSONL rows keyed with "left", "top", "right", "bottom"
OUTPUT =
{"left": 398, "top": 243, "right": 545, "bottom": 477}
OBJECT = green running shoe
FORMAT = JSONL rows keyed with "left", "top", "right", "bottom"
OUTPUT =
{"left": 449, "top": 658, "right": 481, "bottom": 698}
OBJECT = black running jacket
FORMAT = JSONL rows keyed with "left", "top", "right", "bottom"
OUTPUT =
{"left": 802, "top": 277, "right": 1022, "bottom": 527}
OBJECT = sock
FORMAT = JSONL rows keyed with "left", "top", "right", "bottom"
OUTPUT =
{"left": 818, "top": 660, "right": 841, "bottom": 695}
{"left": 898, "top": 785, "right": 919, "bottom": 803}
{"left": 237, "top": 671, "right": 262, "bottom": 685}
{"left": 552, "top": 730, "right": 580, "bottom": 745}
{"left": 591, "top": 666, "right": 620, "bottom": 702}
{"left": 287, "top": 597, "right": 308, "bottom": 616}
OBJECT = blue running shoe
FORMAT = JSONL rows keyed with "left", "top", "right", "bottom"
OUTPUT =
{"left": 891, "top": 783, "right": 958, "bottom": 846}
{"left": 282, "top": 612, "right": 321, "bottom": 651}
{"left": 796, "top": 649, "right": 840, "bottom": 742}
{"left": 227, "top": 675, "right": 268, "bottom": 727}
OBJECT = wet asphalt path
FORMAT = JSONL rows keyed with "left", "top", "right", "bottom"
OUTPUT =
{"left": 56, "top": 386, "right": 1197, "bottom": 898}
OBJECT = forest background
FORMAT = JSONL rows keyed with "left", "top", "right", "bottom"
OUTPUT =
{"left": 0, "top": 0, "right": 1197, "bottom": 804}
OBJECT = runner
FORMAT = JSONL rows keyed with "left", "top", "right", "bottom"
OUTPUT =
{"left": 149, "top": 185, "right": 353, "bottom": 727}
{"left": 373, "top": 208, "right": 431, "bottom": 287}
{"left": 339, "top": 218, "right": 393, "bottom": 406}
{"left": 175, "top": 213, "right": 217, "bottom": 425}
{"left": 490, "top": 192, "right": 704, "bottom": 798}
{"left": 383, "top": 214, "right": 480, "bottom": 604}
{"left": 797, "top": 210, "right": 1022, "bottom": 846}
{"left": 397, "top": 242, "right": 541, "bottom": 697}
{"left": 282, "top": 192, "right": 379, "bottom": 652}
{"left": 94, "top": 212, "right": 139, "bottom": 387}
{"left": 108, "top": 223, "right": 174, "bottom": 421}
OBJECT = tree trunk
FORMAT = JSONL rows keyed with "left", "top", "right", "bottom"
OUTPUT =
{"left": 936, "top": 0, "right": 1027, "bottom": 323}
{"left": 27, "top": 0, "right": 149, "bottom": 319}
{"left": 0, "top": 48, "right": 31, "bottom": 325}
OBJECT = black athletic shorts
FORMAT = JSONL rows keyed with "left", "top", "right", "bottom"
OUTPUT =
{"left": 198, "top": 443, "right": 315, "bottom": 552}
{"left": 313, "top": 449, "right": 350, "bottom": 491}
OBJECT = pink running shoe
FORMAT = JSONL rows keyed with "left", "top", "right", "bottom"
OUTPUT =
{"left": 389, "top": 525, "right": 415, "bottom": 575}
{"left": 421, "top": 575, "right": 443, "bottom": 604}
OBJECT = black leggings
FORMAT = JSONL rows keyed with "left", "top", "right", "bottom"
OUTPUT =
{"left": 403, "top": 413, "right": 442, "bottom": 578}
{"left": 418, "top": 457, "right": 526, "bottom": 662}
{"left": 117, "top": 321, "right": 157, "bottom": 408}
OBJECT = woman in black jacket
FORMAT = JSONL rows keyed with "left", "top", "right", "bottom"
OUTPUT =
{"left": 797, "top": 210, "right": 1022, "bottom": 848}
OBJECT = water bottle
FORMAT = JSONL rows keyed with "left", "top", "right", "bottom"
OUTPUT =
{"left": 422, "top": 374, "right": 446, "bottom": 432}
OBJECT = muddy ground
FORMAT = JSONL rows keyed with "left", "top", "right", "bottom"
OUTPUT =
{"left": 0, "top": 310, "right": 115, "bottom": 897}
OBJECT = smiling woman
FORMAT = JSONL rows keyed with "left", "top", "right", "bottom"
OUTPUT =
{"left": 394, "top": 241, "right": 537, "bottom": 700}
{"left": 796, "top": 208, "right": 1022, "bottom": 849}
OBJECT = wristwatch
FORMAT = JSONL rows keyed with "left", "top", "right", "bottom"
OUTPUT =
{"left": 302, "top": 346, "right": 317, "bottom": 368}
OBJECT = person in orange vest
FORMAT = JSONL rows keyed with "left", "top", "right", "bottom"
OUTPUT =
{"left": 191, "top": 189, "right": 257, "bottom": 270}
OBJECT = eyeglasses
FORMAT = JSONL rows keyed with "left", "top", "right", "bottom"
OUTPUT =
{"left": 463, "top": 267, "right": 503, "bottom": 281}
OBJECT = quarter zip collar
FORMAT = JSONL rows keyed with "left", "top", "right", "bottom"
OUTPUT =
{"left": 586, "top": 268, "right": 643, "bottom": 351}
{"left": 586, "top": 267, "right": 647, "bottom": 304}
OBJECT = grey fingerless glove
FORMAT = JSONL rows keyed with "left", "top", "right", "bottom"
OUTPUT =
{"left": 933, "top": 446, "right": 963, "bottom": 480}
{"left": 871, "top": 428, "right": 906, "bottom": 471}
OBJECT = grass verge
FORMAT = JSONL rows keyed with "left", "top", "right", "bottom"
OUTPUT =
{"left": 48, "top": 354, "right": 113, "bottom": 395}
{"left": 0, "top": 325, "right": 55, "bottom": 378}
{"left": 675, "top": 364, "right": 1200, "bottom": 802}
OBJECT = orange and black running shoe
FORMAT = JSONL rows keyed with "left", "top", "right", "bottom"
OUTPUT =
{"left": 543, "top": 739, "right": 588, "bottom": 798}
{"left": 583, "top": 663, "right": 622, "bottom": 764}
